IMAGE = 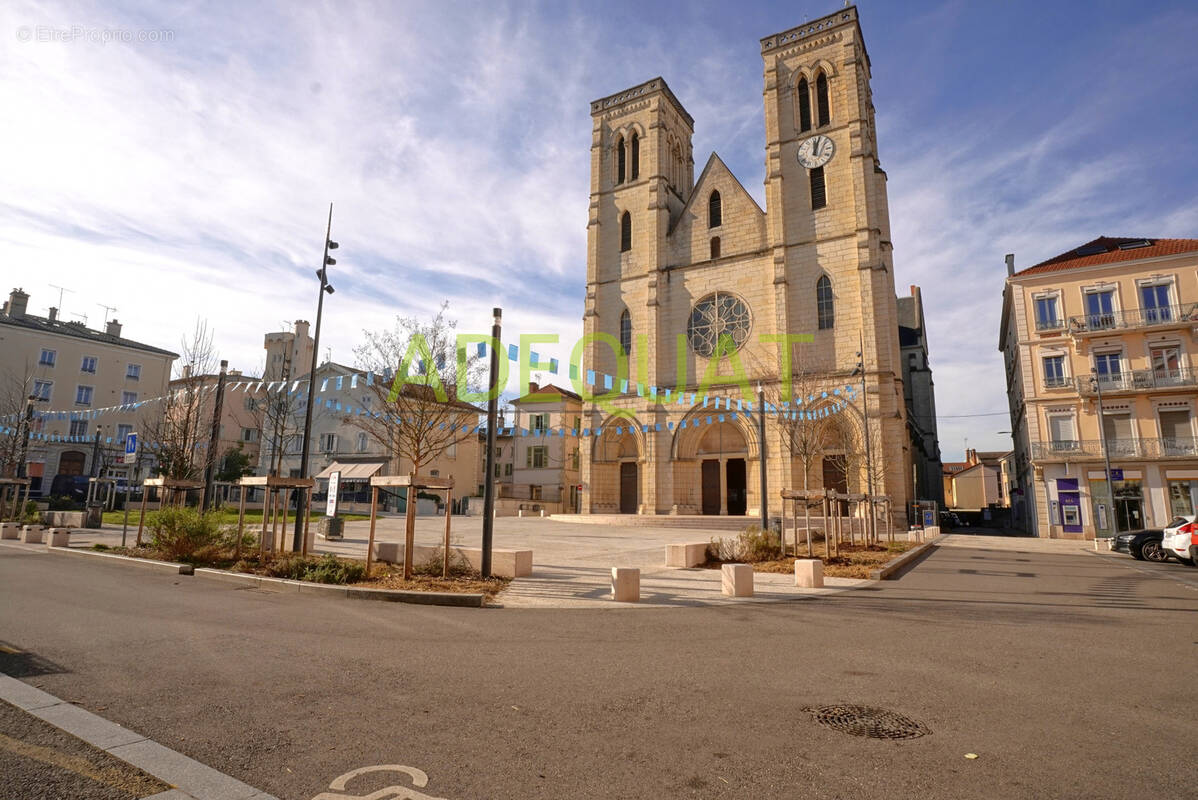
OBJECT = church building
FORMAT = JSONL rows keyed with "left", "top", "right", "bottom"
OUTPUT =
{"left": 579, "top": 6, "right": 918, "bottom": 522}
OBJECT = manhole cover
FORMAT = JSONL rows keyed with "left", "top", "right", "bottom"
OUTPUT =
{"left": 802, "top": 705, "right": 931, "bottom": 740}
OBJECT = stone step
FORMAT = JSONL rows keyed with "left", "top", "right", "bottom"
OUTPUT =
{"left": 549, "top": 514, "right": 756, "bottom": 531}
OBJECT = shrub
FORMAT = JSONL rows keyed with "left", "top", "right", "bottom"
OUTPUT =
{"left": 20, "top": 501, "right": 42, "bottom": 525}
{"left": 413, "top": 546, "right": 474, "bottom": 578}
{"left": 48, "top": 495, "right": 79, "bottom": 511}
{"left": 145, "top": 507, "right": 236, "bottom": 562}
{"left": 707, "top": 525, "right": 783, "bottom": 564}
{"left": 262, "top": 553, "right": 365, "bottom": 585}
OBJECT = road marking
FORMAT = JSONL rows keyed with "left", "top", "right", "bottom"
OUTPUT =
{"left": 1087, "top": 551, "right": 1198, "bottom": 591}
{"left": 0, "top": 643, "right": 22, "bottom": 654}
{"left": 312, "top": 764, "right": 449, "bottom": 799}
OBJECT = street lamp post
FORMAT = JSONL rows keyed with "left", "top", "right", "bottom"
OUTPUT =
{"left": 17, "top": 395, "right": 35, "bottom": 479}
{"left": 1090, "top": 368, "right": 1118, "bottom": 535}
{"left": 481, "top": 308, "right": 502, "bottom": 578}
{"left": 294, "top": 203, "right": 338, "bottom": 551}
{"left": 855, "top": 333, "right": 876, "bottom": 541}
{"left": 757, "top": 382, "right": 768, "bottom": 534}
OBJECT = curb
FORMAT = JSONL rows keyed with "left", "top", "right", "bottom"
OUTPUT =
{"left": 0, "top": 673, "right": 277, "bottom": 800}
{"left": 192, "top": 567, "right": 486, "bottom": 607}
{"left": 45, "top": 544, "right": 194, "bottom": 575}
{"left": 870, "top": 537, "right": 940, "bottom": 580}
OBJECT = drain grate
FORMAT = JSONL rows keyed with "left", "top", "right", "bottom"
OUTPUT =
{"left": 802, "top": 705, "right": 931, "bottom": 740}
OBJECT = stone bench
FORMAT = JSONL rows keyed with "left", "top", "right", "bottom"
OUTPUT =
{"left": 721, "top": 563, "right": 753, "bottom": 597}
{"left": 794, "top": 558, "right": 824, "bottom": 588}
{"left": 665, "top": 542, "right": 708, "bottom": 568}
{"left": 1, "top": 522, "right": 21, "bottom": 540}
{"left": 20, "top": 525, "right": 45, "bottom": 544}
{"left": 611, "top": 567, "right": 640, "bottom": 602}
{"left": 47, "top": 528, "right": 72, "bottom": 548}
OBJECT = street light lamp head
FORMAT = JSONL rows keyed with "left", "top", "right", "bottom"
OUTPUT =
{"left": 324, "top": 284, "right": 335, "bottom": 295}
{"left": 325, "top": 256, "right": 336, "bottom": 266}
{"left": 327, "top": 240, "right": 339, "bottom": 250}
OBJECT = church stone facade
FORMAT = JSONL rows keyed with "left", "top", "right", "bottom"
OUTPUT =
{"left": 579, "top": 6, "right": 913, "bottom": 521}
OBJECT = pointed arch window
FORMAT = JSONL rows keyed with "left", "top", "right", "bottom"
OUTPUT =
{"left": 619, "top": 310, "right": 632, "bottom": 356}
{"left": 816, "top": 72, "right": 830, "bottom": 127}
{"left": 710, "top": 237, "right": 721, "bottom": 260}
{"left": 810, "top": 166, "right": 826, "bottom": 210}
{"left": 616, "top": 135, "right": 626, "bottom": 184}
{"left": 708, "top": 190, "right": 722, "bottom": 228}
{"left": 620, "top": 211, "right": 632, "bottom": 252}
{"left": 630, "top": 132, "right": 640, "bottom": 180}
{"left": 817, "top": 275, "right": 834, "bottom": 330}
{"left": 797, "top": 76, "right": 812, "bottom": 133}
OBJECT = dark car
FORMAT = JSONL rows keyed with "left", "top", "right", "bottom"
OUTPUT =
{"left": 1111, "top": 529, "right": 1168, "bottom": 562}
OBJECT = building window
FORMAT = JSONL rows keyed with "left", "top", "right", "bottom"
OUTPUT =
{"left": 1094, "top": 352, "right": 1122, "bottom": 387}
{"left": 80, "top": 356, "right": 97, "bottom": 374}
{"left": 69, "top": 420, "right": 88, "bottom": 437}
{"left": 1151, "top": 345, "right": 1182, "bottom": 383}
{"left": 357, "top": 432, "right": 368, "bottom": 452}
{"left": 494, "top": 463, "right": 502, "bottom": 478}
{"left": 688, "top": 292, "right": 752, "bottom": 356}
{"left": 630, "top": 132, "right": 640, "bottom": 180}
{"left": 1043, "top": 355, "right": 1067, "bottom": 388}
{"left": 620, "top": 310, "right": 632, "bottom": 356}
{"left": 1102, "top": 412, "right": 1135, "bottom": 455}
{"left": 33, "top": 380, "right": 52, "bottom": 401}
{"left": 75, "top": 385, "right": 93, "bottom": 406}
{"left": 1047, "top": 415, "right": 1077, "bottom": 451}
{"left": 797, "top": 76, "right": 812, "bottom": 132}
{"left": 117, "top": 424, "right": 133, "bottom": 444}
{"left": 1034, "top": 296, "right": 1060, "bottom": 330}
{"left": 1083, "top": 289, "right": 1115, "bottom": 330}
{"left": 710, "top": 237, "right": 720, "bottom": 260}
{"left": 126, "top": 363, "right": 141, "bottom": 380}
{"left": 810, "top": 166, "right": 826, "bottom": 209}
{"left": 1141, "top": 282, "right": 1173, "bottom": 323}
{"left": 816, "top": 276, "right": 834, "bottom": 330}
{"left": 505, "top": 463, "right": 513, "bottom": 476}
{"left": 39, "top": 349, "right": 56, "bottom": 367}
{"left": 529, "top": 413, "right": 549, "bottom": 433}
{"left": 121, "top": 391, "right": 137, "bottom": 404}
{"left": 708, "top": 190, "right": 722, "bottom": 228}
{"left": 815, "top": 71, "right": 830, "bottom": 127}
{"left": 530, "top": 485, "right": 543, "bottom": 501}
{"left": 1159, "top": 409, "right": 1195, "bottom": 455}
{"left": 319, "top": 433, "right": 337, "bottom": 452}
{"left": 245, "top": 397, "right": 258, "bottom": 412}
{"left": 616, "top": 135, "right": 626, "bottom": 184}
{"left": 527, "top": 446, "right": 548, "bottom": 468}
{"left": 620, "top": 212, "right": 632, "bottom": 252}
{"left": 243, "top": 428, "right": 259, "bottom": 443}
{"left": 571, "top": 448, "right": 580, "bottom": 470}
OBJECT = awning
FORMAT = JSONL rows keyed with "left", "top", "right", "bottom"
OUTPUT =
{"left": 315, "top": 462, "right": 386, "bottom": 481}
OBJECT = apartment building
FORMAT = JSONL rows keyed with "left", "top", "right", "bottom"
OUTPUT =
{"left": 508, "top": 383, "right": 582, "bottom": 513}
{"left": 1000, "top": 236, "right": 1198, "bottom": 538}
{"left": 0, "top": 288, "right": 175, "bottom": 491}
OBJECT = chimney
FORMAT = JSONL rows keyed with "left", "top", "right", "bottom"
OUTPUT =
{"left": 528, "top": 381, "right": 539, "bottom": 395}
{"left": 182, "top": 364, "right": 192, "bottom": 379}
{"left": 106, "top": 318, "right": 122, "bottom": 338}
{"left": 1005, "top": 253, "right": 1015, "bottom": 276}
{"left": 966, "top": 448, "right": 978, "bottom": 465}
{"left": 47, "top": 307, "right": 58, "bottom": 322}
{"left": 5, "top": 288, "right": 29, "bottom": 319}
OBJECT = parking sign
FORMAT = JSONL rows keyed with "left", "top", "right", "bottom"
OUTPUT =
{"left": 123, "top": 432, "right": 138, "bottom": 466}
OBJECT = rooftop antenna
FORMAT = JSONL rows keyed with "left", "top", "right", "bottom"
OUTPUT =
{"left": 49, "top": 284, "right": 73, "bottom": 313}
{"left": 69, "top": 312, "right": 88, "bottom": 325}
{"left": 98, "top": 303, "right": 118, "bottom": 326}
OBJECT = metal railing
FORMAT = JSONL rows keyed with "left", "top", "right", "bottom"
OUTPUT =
{"left": 1031, "top": 437, "right": 1198, "bottom": 460}
{"left": 1066, "top": 303, "right": 1198, "bottom": 334}
{"left": 1075, "top": 368, "right": 1198, "bottom": 395}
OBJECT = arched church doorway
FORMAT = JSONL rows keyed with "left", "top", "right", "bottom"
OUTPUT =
{"left": 696, "top": 422, "right": 748, "bottom": 516}
{"left": 619, "top": 462, "right": 638, "bottom": 514}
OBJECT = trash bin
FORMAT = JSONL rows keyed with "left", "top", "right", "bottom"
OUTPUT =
{"left": 84, "top": 504, "right": 103, "bottom": 529}
{"left": 318, "top": 516, "right": 344, "bottom": 540}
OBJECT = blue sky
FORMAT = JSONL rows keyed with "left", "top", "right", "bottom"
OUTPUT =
{"left": 2, "top": 0, "right": 1196, "bottom": 460}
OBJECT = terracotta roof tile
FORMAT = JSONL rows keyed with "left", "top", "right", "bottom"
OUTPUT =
{"left": 1015, "top": 237, "right": 1198, "bottom": 276}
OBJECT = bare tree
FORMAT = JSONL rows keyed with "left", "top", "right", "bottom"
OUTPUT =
{"left": 141, "top": 321, "right": 218, "bottom": 480}
{"left": 0, "top": 361, "right": 36, "bottom": 477}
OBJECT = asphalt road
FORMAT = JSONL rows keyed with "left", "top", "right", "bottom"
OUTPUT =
{"left": 1, "top": 540, "right": 1195, "bottom": 800}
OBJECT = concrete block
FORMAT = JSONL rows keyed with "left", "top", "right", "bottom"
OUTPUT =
{"left": 20, "top": 525, "right": 44, "bottom": 544}
{"left": 459, "top": 547, "right": 533, "bottom": 578}
{"left": 0, "top": 523, "right": 20, "bottom": 540}
{"left": 721, "top": 563, "right": 753, "bottom": 597}
{"left": 665, "top": 542, "right": 708, "bottom": 567}
{"left": 373, "top": 542, "right": 402, "bottom": 563}
{"left": 794, "top": 558, "right": 824, "bottom": 588}
{"left": 611, "top": 567, "right": 640, "bottom": 602}
{"left": 47, "top": 528, "right": 71, "bottom": 548}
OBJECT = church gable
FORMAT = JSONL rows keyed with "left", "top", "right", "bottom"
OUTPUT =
{"left": 667, "top": 153, "right": 766, "bottom": 267}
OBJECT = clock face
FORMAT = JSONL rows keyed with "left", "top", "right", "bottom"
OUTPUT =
{"left": 797, "top": 134, "right": 835, "bottom": 169}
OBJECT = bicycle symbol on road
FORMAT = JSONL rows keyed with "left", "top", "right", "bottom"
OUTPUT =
{"left": 312, "top": 764, "right": 450, "bottom": 800}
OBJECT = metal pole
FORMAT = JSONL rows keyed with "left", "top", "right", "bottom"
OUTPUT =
{"left": 294, "top": 203, "right": 334, "bottom": 551}
{"left": 481, "top": 307, "right": 502, "bottom": 578}
{"left": 90, "top": 425, "right": 103, "bottom": 479}
{"left": 202, "top": 360, "right": 228, "bottom": 511}
{"left": 859, "top": 332, "right": 876, "bottom": 542}
{"left": 1092, "top": 369, "right": 1117, "bottom": 535}
{"left": 757, "top": 384, "right": 768, "bottom": 534}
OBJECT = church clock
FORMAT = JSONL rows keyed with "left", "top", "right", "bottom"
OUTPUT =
{"left": 796, "top": 134, "right": 835, "bottom": 169}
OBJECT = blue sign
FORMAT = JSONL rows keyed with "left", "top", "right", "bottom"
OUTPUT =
{"left": 1109, "top": 468, "right": 1123, "bottom": 481}
{"left": 123, "top": 432, "right": 138, "bottom": 465}
{"left": 922, "top": 510, "right": 935, "bottom": 528}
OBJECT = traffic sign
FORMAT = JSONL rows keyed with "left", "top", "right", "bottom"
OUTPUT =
{"left": 326, "top": 470, "right": 341, "bottom": 517}
{"left": 123, "top": 432, "right": 138, "bottom": 466}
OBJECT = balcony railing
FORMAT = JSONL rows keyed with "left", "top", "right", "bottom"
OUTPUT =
{"left": 1030, "top": 437, "right": 1198, "bottom": 460}
{"left": 1066, "top": 303, "right": 1198, "bottom": 334}
{"left": 1034, "top": 318, "right": 1065, "bottom": 332}
{"left": 1076, "top": 368, "right": 1198, "bottom": 395}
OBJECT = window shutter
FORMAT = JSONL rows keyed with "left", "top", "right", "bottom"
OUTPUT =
{"left": 810, "top": 166, "right": 826, "bottom": 210}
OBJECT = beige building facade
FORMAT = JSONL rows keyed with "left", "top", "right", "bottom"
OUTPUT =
{"left": 1, "top": 288, "right": 175, "bottom": 491}
{"left": 579, "top": 6, "right": 912, "bottom": 520}
{"left": 1000, "top": 236, "right": 1198, "bottom": 538}
{"left": 508, "top": 383, "right": 582, "bottom": 513}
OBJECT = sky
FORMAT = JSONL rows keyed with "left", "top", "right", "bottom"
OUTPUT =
{"left": 2, "top": 0, "right": 1196, "bottom": 461}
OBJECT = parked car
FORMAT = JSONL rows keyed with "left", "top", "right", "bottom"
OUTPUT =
{"left": 1111, "top": 529, "right": 1168, "bottom": 562}
{"left": 1162, "top": 516, "right": 1198, "bottom": 566}
{"left": 939, "top": 510, "right": 963, "bottom": 530}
